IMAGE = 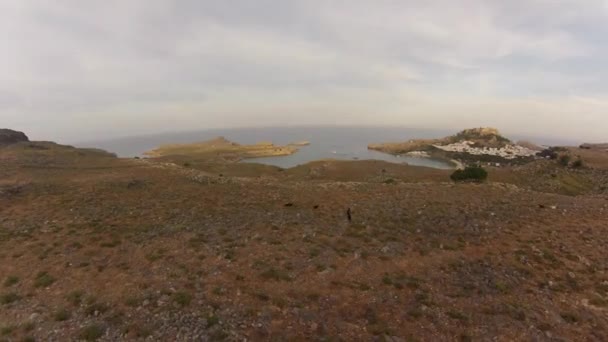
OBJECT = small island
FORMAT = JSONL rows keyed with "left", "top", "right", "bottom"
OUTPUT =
{"left": 369, "top": 127, "right": 541, "bottom": 167}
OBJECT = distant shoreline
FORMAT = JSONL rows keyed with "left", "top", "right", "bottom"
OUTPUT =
{"left": 369, "top": 128, "right": 543, "bottom": 168}
{"left": 69, "top": 126, "right": 575, "bottom": 170}
{"left": 368, "top": 149, "right": 461, "bottom": 170}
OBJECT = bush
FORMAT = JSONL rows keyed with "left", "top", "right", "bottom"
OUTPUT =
{"left": 538, "top": 149, "right": 556, "bottom": 159}
{"left": 0, "top": 292, "right": 20, "bottom": 305}
{"left": 173, "top": 291, "right": 192, "bottom": 307}
{"left": 450, "top": 166, "right": 488, "bottom": 182}
{"left": 34, "top": 272, "right": 55, "bottom": 288}
{"left": 571, "top": 158, "right": 584, "bottom": 168}
{"left": 207, "top": 315, "right": 220, "bottom": 327}
{"left": 558, "top": 154, "right": 571, "bottom": 166}
{"left": 53, "top": 308, "right": 71, "bottom": 321}
{"left": 79, "top": 324, "right": 105, "bottom": 341}
{"left": 66, "top": 290, "right": 84, "bottom": 306}
{"left": 539, "top": 147, "right": 568, "bottom": 160}
{"left": 3, "top": 276, "right": 19, "bottom": 287}
{"left": 260, "top": 268, "right": 291, "bottom": 281}
{"left": 1, "top": 325, "right": 15, "bottom": 336}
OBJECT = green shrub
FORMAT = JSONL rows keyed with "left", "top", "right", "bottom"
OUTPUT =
{"left": 260, "top": 268, "right": 291, "bottom": 281}
{"left": 1, "top": 325, "right": 15, "bottom": 336}
{"left": 571, "top": 158, "right": 584, "bottom": 168}
{"left": 447, "top": 310, "right": 469, "bottom": 321}
{"left": 23, "top": 322, "right": 35, "bottom": 332}
{"left": 560, "top": 312, "right": 578, "bottom": 324}
{"left": 66, "top": 290, "right": 84, "bottom": 306}
{"left": 207, "top": 315, "right": 220, "bottom": 327}
{"left": 3, "top": 276, "right": 19, "bottom": 287}
{"left": 0, "top": 292, "right": 20, "bottom": 305}
{"left": 78, "top": 324, "right": 105, "bottom": 341}
{"left": 558, "top": 154, "right": 571, "bottom": 166}
{"left": 34, "top": 272, "right": 55, "bottom": 288}
{"left": 53, "top": 308, "right": 71, "bottom": 321}
{"left": 173, "top": 291, "right": 192, "bottom": 307}
{"left": 538, "top": 148, "right": 558, "bottom": 159}
{"left": 450, "top": 166, "right": 488, "bottom": 182}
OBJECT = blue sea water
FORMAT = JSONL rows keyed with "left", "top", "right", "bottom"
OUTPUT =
{"left": 75, "top": 126, "right": 572, "bottom": 169}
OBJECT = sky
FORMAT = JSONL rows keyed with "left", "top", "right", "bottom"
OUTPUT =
{"left": 1, "top": 0, "right": 608, "bottom": 143}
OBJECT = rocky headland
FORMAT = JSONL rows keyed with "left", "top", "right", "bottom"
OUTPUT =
{"left": 580, "top": 143, "right": 608, "bottom": 151}
{"left": 369, "top": 127, "right": 541, "bottom": 166}
{"left": 0, "top": 128, "right": 29, "bottom": 146}
{"left": 144, "top": 136, "right": 299, "bottom": 162}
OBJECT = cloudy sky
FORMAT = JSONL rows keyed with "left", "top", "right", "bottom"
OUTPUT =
{"left": 1, "top": 0, "right": 608, "bottom": 142}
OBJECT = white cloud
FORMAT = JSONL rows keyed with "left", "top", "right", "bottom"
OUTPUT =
{"left": 0, "top": 0, "right": 607, "bottom": 142}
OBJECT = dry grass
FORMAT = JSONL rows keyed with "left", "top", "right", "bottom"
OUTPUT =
{"left": 1, "top": 140, "right": 607, "bottom": 340}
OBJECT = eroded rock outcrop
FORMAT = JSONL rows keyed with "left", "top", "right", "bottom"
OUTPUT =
{"left": 0, "top": 129, "right": 29, "bottom": 146}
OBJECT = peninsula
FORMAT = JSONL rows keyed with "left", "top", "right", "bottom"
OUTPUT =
{"left": 145, "top": 136, "right": 298, "bottom": 162}
{"left": 369, "top": 127, "right": 541, "bottom": 166}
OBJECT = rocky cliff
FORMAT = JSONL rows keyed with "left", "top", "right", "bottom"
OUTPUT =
{"left": 0, "top": 129, "right": 29, "bottom": 146}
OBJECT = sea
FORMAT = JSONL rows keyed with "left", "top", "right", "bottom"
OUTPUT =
{"left": 74, "top": 126, "right": 573, "bottom": 170}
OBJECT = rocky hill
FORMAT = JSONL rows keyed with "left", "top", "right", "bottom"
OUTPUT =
{"left": 0, "top": 129, "right": 29, "bottom": 146}
{"left": 144, "top": 136, "right": 298, "bottom": 162}
{"left": 447, "top": 127, "right": 511, "bottom": 147}
{"left": 369, "top": 128, "right": 539, "bottom": 166}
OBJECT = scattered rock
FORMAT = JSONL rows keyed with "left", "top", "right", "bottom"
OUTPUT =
{"left": 0, "top": 183, "right": 26, "bottom": 197}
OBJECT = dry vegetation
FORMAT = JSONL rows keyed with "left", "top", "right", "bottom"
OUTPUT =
{"left": 1, "top": 138, "right": 608, "bottom": 341}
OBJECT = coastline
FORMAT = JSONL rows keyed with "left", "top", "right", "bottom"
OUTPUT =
{"left": 144, "top": 136, "right": 300, "bottom": 162}
{"left": 368, "top": 128, "right": 542, "bottom": 169}
{"left": 239, "top": 145, "right": 457, "bottom": 170}
{"left": 137, "top": 127, "right": 548, "bottom": 170}
{"left": 370, "top": 148, "right": 462, "bottom": 170}
{"left": 405, "top": 152, "right": 462, "bottom": 170}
